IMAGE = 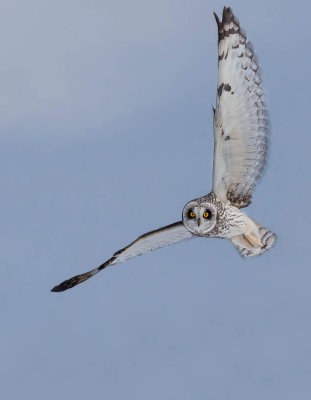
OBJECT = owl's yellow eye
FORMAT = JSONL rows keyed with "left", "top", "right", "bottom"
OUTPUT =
{"left": 203, "top": 211, "right": 210, "bottom": 218}
{"left": 189, "top": 211, "right": 195, "bottom": 218}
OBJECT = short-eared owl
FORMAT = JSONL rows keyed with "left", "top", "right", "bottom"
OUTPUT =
{"left": 52, "top": 7, "right": 276, "bottom": 292}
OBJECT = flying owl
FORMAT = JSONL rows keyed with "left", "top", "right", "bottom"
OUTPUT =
{"left": 52, "top": 7, "right": 276, "bottom": 293}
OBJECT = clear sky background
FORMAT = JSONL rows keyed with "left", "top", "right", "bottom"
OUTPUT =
{"left": 0, "top": 1, "right": 310, "bottom": 399}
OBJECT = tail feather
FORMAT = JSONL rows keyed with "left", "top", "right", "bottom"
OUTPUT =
{"left": 231, "top": 224, "right": 277, "bottom": 257}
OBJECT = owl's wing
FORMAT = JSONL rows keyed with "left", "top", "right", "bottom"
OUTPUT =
{"left": 212, "top": 7, "right": 269, "bottom": 208}
{"left": 51, "top": 222, "right": 193, "bottom": 292}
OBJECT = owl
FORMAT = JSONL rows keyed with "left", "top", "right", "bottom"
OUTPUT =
{"left": 52, "top": 7, "right": 276, "bottom": 292}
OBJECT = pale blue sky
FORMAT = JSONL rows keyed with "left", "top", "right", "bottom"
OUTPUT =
{"left": 0, "top": 1, "right": 310, "bottom": 399}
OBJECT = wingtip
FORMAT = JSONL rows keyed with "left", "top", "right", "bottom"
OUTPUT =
{"left": 222, "top": 6, "right": 233, "bottom": 19}
{"left": 222, "top": 7, "right": 238, "bottom": 26}
{"left": 214, "top": 7, "right": 235, "bottom": 30}
{"left": 50, "top": 276, "right": 84, "bottom": 293}
{"left": 213, "top": 11, "right": 220, "bottom": 26}
{"left": 50, "top": 283, "right": 69, "bottom": 293}
{"left": 50, "top": 268, "right": 101, "bottom": 293}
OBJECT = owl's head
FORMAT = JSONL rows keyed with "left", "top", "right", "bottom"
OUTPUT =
{"left": 182, "top": 199, "right": 217, "bottom": 235}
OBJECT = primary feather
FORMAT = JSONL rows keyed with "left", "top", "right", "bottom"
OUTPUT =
{"left": 212, "top": 7, "right": 269, "bottom": 208}
{"left": 51, "top": 222, "right": 192, "bottom": 292}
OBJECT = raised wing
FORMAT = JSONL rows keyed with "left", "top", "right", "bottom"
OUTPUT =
{"left": 212, "top": 7, "right": 269, "bottom": 208}
{"left": 51, "top": 222, "right": 193, "bottom": 292}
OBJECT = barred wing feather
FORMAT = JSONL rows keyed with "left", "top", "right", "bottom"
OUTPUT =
{"left": 51, "top": 222, "right": 192, "bottom": 292}
{"left": 212, "top": 7, "right": 269, "bottom": 208}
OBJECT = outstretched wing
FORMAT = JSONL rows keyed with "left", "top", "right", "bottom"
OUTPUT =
{"left": 212, "top": 7, "right": 269, "bottom": 208}
{"left": 51, "top": 222, "right": 193, "bottom": 292}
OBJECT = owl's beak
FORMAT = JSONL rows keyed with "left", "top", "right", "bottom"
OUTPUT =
{"left": 197, "top": 217, "right": 201, "bottom": 227}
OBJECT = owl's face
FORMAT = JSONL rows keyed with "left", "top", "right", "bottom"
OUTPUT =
{"left": 182, "top": 200, "right": 217, "bottom": 236}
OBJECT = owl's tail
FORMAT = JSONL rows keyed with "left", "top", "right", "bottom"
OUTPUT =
{"left": 230, "top": 218, "right": 277, "bottom": 257}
